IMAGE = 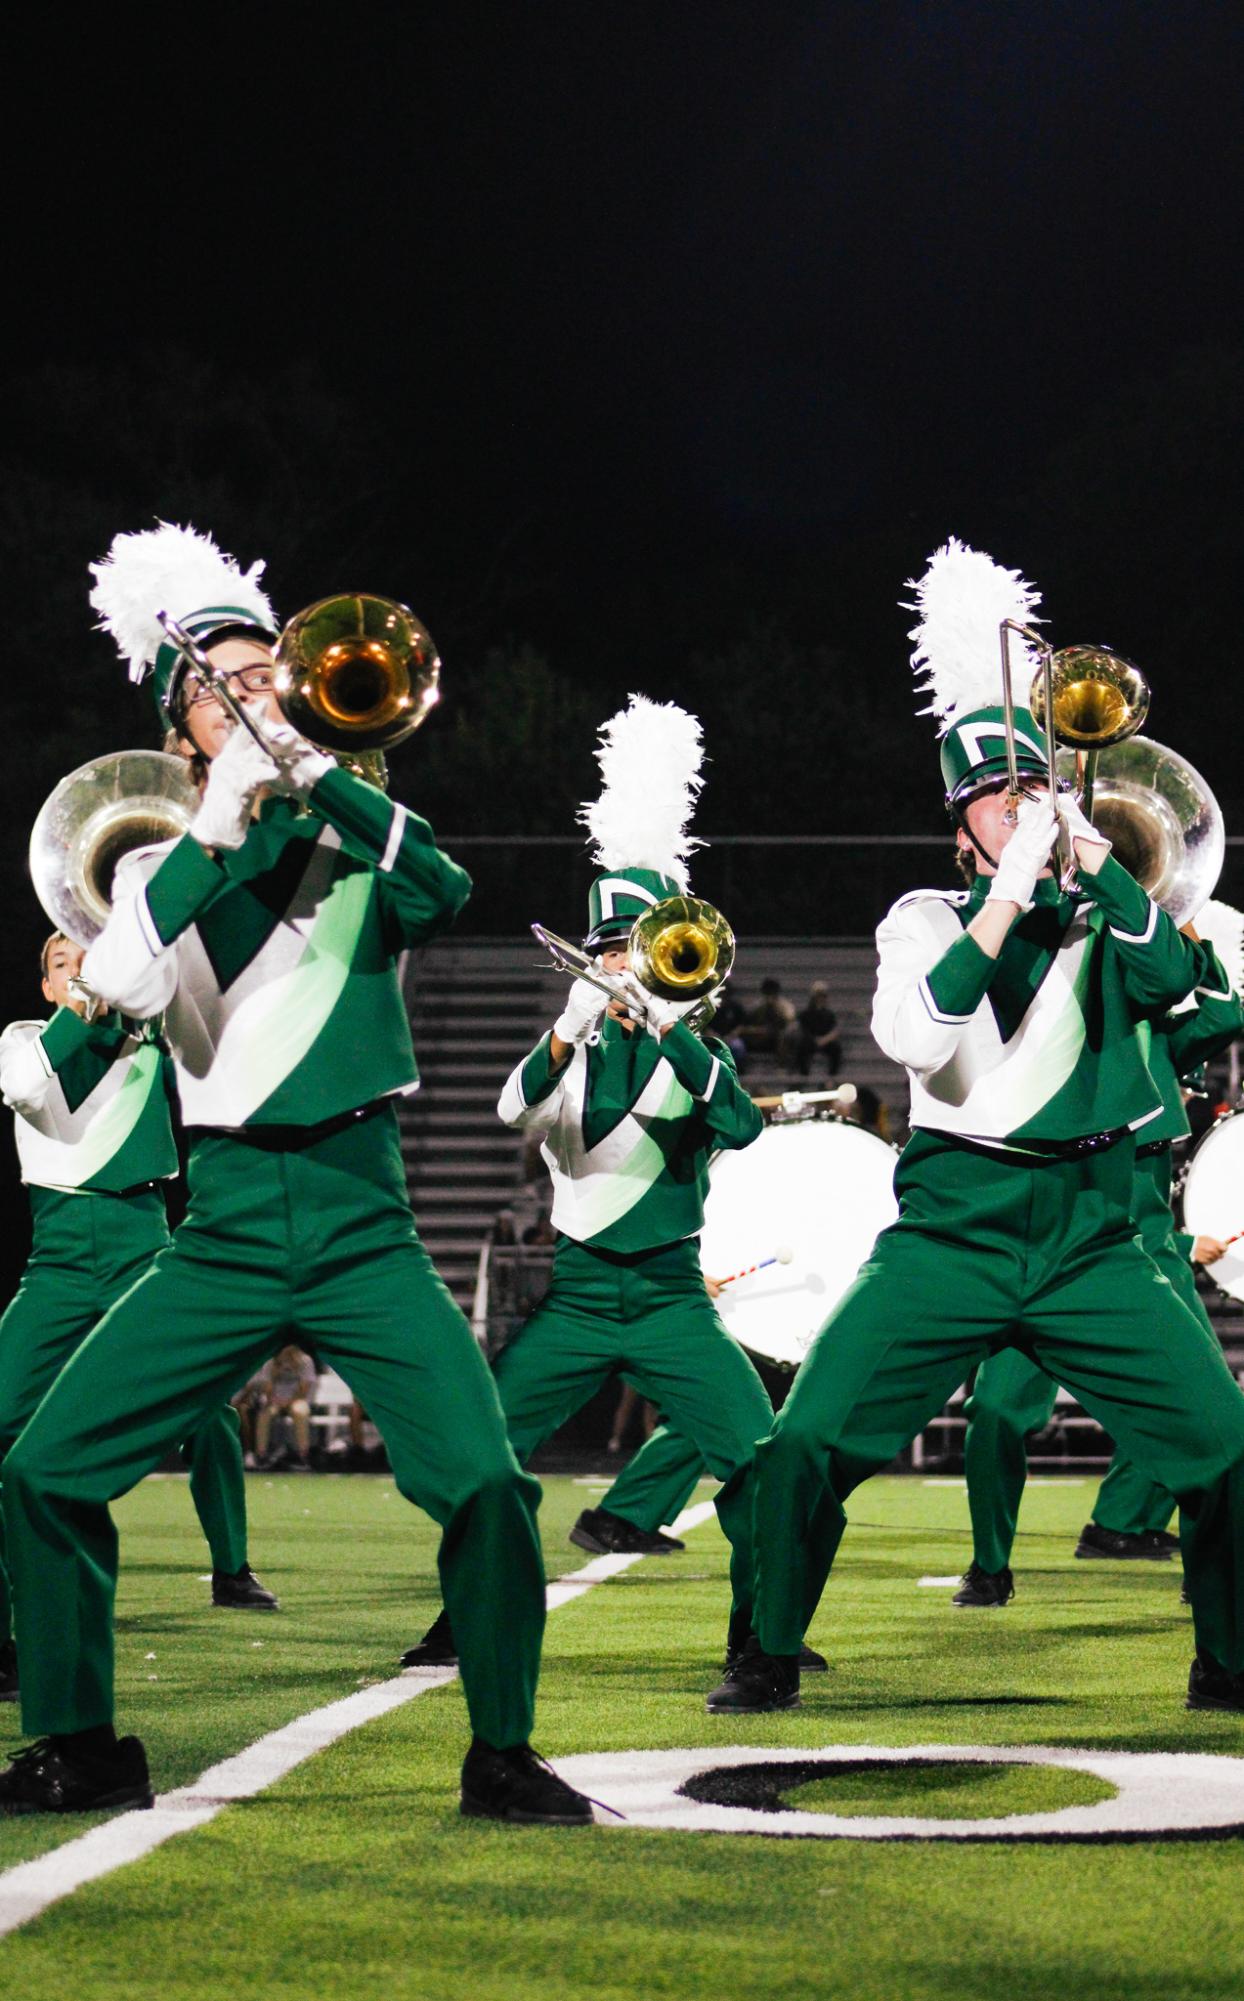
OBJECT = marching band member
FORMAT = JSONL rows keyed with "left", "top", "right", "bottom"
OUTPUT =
{"left": 402, "top": 697, "right": 774, "bottom": 1673}
{"left": 954, "top": 907, "right": 1242, "bottom": 1603}
{"left": 708, "top": 539, "right": 1244, "bottom": 1716}
{"left": 0, "top": 524, "right": 591, "bottom": 1826}
{"left": 0, "top": 929, "right": 275, "bottom": 1706}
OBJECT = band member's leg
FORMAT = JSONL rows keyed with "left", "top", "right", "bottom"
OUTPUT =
{"left": 753, "top": 1258, "right": 990, "bottom": 1656}
{"left": 282, "top": 1111, "right": 547, "bottom": 1753}
{"left": 611, "top": 1246, "right": 774, "bottom": 1632}
{"left": 595, "top": 1420, "right": 707, "bottom": 1534}
{"left": 182, "top": 1405, "right": 249, "bottom": 1576}
{"left": 1091, "top": 1451, "right": 1177, "bottom": 1536}
{"left": 302, "top": 1245, "right": 545, "bottom": 1754}
{"left": 3, "top": 1245, "right": 285, "bottom": 1735}
{"left": 0, "top": 1274, "right": 97, "bottom": 1647}
{"left": 1029, "top": 1236, "right": 1244, "bottom": 1672}
{"left": 963, "top": 1350, "right": 1058, "bottom": 1574}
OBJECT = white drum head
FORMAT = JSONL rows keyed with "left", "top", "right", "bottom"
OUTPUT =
{"left": 700, "top": 1119, "right": 898, "bottom": 1368}
{"left": 1181, "top": 1111, "right": 1244, "bottom": 1303}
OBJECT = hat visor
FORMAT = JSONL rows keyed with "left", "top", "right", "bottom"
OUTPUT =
{"left": 582, "top": 919, "right": 633, "bottom": 952}
{"left": 948, "top": 752, "right": 1048, "bottom": 806}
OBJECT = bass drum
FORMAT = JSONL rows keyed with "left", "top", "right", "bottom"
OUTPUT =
{"left": 700, "top": 1116, "right": 899, "bottom": 1370}
{"left": 1180, "top": 1108, "right": 1244, "bottom": 1303}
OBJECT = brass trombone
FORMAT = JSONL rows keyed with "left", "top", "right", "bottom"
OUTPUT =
{"left": 158, "top": 592, "right": 441, "bottom": 778}
{"left": 533, "top": 895, "right": 736, "bottom": 1034}
{"left": 998, "top": 619, "right": 1222, "bottom": 922}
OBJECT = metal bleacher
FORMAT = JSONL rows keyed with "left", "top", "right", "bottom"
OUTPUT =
{"left": 396, "top": 934, "right": 1244, "bottom": 1470}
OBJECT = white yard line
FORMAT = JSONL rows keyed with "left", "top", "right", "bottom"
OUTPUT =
{"left": 0, "top": 1497, "right": 720, "bottom": 1938}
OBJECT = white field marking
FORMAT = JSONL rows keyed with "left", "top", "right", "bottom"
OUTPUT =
{"left": 920, "top": 1477, "right": 1084, "bottom": 1488}
{"left": 553, "top": 1743, "right": 1244, "bottom": 1843}
{"left": 0, "top": 1495, "right": 722, "bottom": 1937}
{"left": 918, "top": 1577, "right": 965, "bottom": 1588}
{"left": 546, "top": 1503, "right": 717, "bottom": 1607}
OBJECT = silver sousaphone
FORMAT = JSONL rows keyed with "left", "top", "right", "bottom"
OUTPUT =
{"left": 29, "top": 749, "right": 200, "bottom": 947}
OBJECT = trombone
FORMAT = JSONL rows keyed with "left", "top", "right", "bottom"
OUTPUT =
{"left": 533, "top": 895, "right": 736, "bottom": 1035}
{"left": 158, "top": 592, "right": 442, "bottom": 785}
{"left": 998, "top": 620, "right": 1222, "bottom": 923}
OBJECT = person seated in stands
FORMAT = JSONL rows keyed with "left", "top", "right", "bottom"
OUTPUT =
{"left": 709, "top": 988, "right": 748, "bottom": 1072}
{"left": 254, "top": 1346, "right": 316, "bottom": 1470}
{"left": 743, "top": 977, "right": 796, "bottom": 1057}
{"left": 792, "top": 981, "right": 841, "bottom": 1076}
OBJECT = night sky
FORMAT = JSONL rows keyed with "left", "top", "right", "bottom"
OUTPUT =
{"left": 7, "top": 6, "right": 1241, "bottom": 613}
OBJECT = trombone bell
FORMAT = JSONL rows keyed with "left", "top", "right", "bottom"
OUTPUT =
{"left": 274, "top": 594, "right": 440, "bottom": 753}
{"left": 629, "top": 896, "right": 736, "bottom": 999}
{"left": 1030, "top": 645, "right": 1149, "bottom": 751}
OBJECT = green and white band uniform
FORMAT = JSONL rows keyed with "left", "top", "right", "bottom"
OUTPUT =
{"left": 741, "top": 544, "right": 1244, "bottom": 1701}
{"left": 4, "top": 767, "right": 546, "bottom": 1752}
{"left": 0, "top": 1008, "right": 250, "bottom": 1651}
{"left": 496, "top": 1004, "right": 773, "bottom": 1647}
{"left": 963, "top": 956, "right": 1244, "bottom": 1575}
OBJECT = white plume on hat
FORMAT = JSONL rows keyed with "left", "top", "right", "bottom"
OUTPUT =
{"left": 1192, "top": 898, "right": 1244, "bottom": 997}
{"left": 89, "top": 521, "right": 275, "bottom": 684}
{"left": 579, "top": 693, "right": 705, "bottom": 889}
{"left": 904, "top": 536, "right": 1045, "bottom": 726}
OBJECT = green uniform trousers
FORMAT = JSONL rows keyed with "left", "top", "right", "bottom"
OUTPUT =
{"left": 0, "top": 1185, "right": 248, "bottom": 1645}
{"left": 493, "top": 1237, "right": 773, "bottom": 1636}
{"left": 601, "top": 1420, "right": 707, "bottom": 1534}
{"left": 753, "top": 1132, "right": 1244, "bottom": 1671}
{"left": 963, "top": 1149, "right": 1187, "bottom": 1571}
{"left": 3, "top": 1108, "right": 544, "bottom": 1748}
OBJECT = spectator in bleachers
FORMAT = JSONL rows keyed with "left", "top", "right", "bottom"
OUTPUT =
{"left": 254, "top": 1346, "right": 316, "bottom": 1471}
{"left": 743, "top": 977, "right": 796, "bottom": 1059}
{"left": 791, "top": 981, "right": 841, "bottom": 1077}
{"left": 710, "top": 988, "right": 748, "bottom": 1072}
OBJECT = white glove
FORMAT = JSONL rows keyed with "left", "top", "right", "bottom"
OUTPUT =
{"left": 617, "top": 973, "right": 694, "bottom": 1038}
{"left": 1059, "top": 791, "right": 1112, "bottom": 860}
{"left": 553, "top": 976, "right": 609, "bottom": 1047}
{"left": 260, "top": 718, "right": 336, "bottom": 797}
{"left": 189, "top": 725, "right": 282, "bottom": 851}
{"left": 986, "top": 795, "right": 1059, "bottom": 910}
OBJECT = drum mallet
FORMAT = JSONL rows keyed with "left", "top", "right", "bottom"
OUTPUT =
{"left": 716, "top": 1247, "right": 795, "bottom": 1286}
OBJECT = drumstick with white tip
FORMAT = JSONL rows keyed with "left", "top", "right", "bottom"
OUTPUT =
{"left": 715, "top": 1246, "right": 795, "bottom": 1286}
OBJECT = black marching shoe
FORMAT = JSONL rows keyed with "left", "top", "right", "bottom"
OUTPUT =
{"left": 569, "top": 1507, "right": 685, "bottom": 1556}
{"left": 400, "top": 1608, "right": 458, "bottom": 1668}
{"left": 0, "top": 1637, "right": 18, "bottom": 1703}
{"left": 706, "top": 1637, "right": 801, "bottom": 1714}
{"left": 212, "top": 1565, "right": 280, "bottom": 1610}
{"left": 460, "top": 1738, "right": 595, "bottom": 1824}
{"left": 952, "top": 1563, "right": 1015, "bottom": 1607}
{"left": 0, "top": 1735, "right": 154, "bottom": 1815}
{"left": 1075, "top": 1522, "right": 1176, "bottom": 1561}
{"left": 723, "top": 1633, "right": 827, "bottom": 1675}
{"left": 1187, "top": 1653, "right": 1244, "bottom": 1713}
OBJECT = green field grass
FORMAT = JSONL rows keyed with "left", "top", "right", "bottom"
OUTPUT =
{"left": 2, "top": 1471, "right": 1243, "bottom": 2001}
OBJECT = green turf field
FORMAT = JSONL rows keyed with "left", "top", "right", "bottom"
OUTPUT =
{"left": 2, "top": 1471, "right": 1243, "bottom": 2001}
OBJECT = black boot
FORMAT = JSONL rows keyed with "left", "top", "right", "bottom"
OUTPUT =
{"left": 212, "top": 1565, "right": 280, "bottom": 1610}
{"left": 706, "top": 1637, "right": 801, "bottom": 1713}
{"left": 400, "top": 1608, "right": 458, "bottom": 1667}
{"left": 0, "top": 1734, "right": 154, "bottom": 1815}
{"left": 952, "top": 1563, "right": 1014, "bottom": 1606}
{"left": 1187, "top": 1652, "right": 1244, "bottom": 1712}
{"left": 1075, "top": 1522, "right": 1176, "bottom": 1561}
{"left": 569, "top": 1508, "right": 685, "bottom": 1555}
{"left": 460, "top": 1739, "right": 594, "bottom": 1824}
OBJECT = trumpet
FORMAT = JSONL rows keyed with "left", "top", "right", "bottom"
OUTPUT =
{"left": 533, "top": 895, "right": 736, "bottom": 1035}
{"left": 158, "top": 592, "right": 441, "bottom": 783}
